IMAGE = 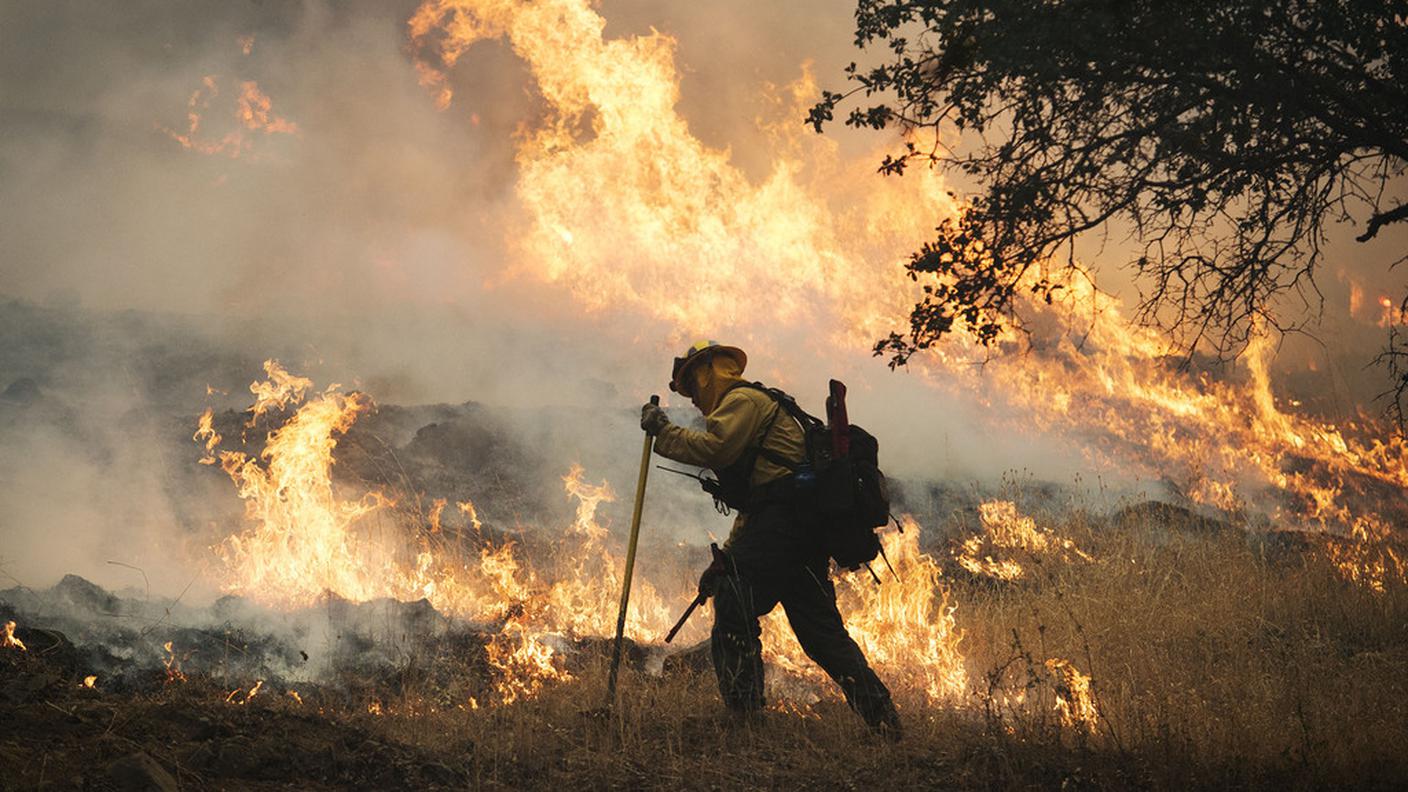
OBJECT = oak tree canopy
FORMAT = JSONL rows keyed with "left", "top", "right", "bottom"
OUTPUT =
{"left": 811, "top": 0, "right": 1408, "bottom": 405}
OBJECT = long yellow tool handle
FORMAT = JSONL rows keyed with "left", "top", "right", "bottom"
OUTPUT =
{"left": 607, "top": 394, "right": 658, "bottom": 702}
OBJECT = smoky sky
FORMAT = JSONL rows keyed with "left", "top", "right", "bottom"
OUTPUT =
{"left": 2, "top": 1, "right": 486, "bottom": 312}
{"left": 0, "top": 0, "right": 860, "bottom": 313}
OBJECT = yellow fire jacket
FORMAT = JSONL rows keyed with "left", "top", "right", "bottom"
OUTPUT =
{"left": 653, "top": 357, "right": 806, "bottom": 547}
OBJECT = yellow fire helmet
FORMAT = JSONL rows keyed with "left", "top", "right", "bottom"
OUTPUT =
{"left": 669, "top": 340, "right": 747, "bottom": 395}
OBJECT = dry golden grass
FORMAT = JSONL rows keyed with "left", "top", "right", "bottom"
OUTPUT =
{"left": 334, "top": 510, "right": 1408, "bottom": 790}
{"left": 953, "top": 511, "right": 1408, "bottom": 788}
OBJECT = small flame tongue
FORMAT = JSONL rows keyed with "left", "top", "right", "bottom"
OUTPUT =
{"left": 2, "top": 620, "right": 26, "bottom": 652}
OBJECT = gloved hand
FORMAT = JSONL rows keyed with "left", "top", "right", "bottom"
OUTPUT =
{"left": 641, "top": 402, "right": 671, "bottom": 435}
{"left": 698, "top": 543, "right": 728, "bottom": 597}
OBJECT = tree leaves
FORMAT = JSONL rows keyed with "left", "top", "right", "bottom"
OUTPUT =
{"left": 815, "top": 0, "right": 1408, "bottom": 379}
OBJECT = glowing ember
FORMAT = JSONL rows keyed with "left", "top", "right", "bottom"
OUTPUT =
{"left": 82, "top": 675, "right": 97, "bottom": 689}
{"left": 162, "top": 641, "right": 187, "bottom": 683}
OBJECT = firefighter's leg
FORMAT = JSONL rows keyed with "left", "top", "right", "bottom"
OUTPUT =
{"left": 710, "top": 572, "right": 778, "bottom": 714}
{"left": 779, "top": 566, "right": 900, "bottom": 734}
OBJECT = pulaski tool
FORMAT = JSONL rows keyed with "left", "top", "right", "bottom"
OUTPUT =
{"left": 664, "top": 542, "right": 726, "bottom": 643}
{"left": 606, "top": 394, "right": 658, "bottom": 704}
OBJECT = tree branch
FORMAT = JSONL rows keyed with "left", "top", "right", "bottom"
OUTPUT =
{"left": 1357, "top": 202, "right": 1408, "bottom": 242}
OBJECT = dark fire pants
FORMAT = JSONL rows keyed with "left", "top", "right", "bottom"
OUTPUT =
{"left": 710, "top": 502, "right": 898, "bottom": 729}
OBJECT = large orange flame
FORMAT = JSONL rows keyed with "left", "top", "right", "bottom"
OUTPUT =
{"left": 408, "top": 0, "right": 1406, "bottom": 540}
{"left": 408, "top": 0, "right": 951, "bottom": 344}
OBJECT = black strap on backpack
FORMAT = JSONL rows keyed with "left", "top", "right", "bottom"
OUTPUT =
{"left": 712, "top": 381, "right": 893, "bottom": 572}
{"left": 704, "top": 383, "right": 788, "bottom": 513}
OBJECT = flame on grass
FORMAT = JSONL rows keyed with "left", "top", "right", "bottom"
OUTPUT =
{"left": 163, "top": 642, "right": 187, "bottom": 683}
{"left": 956, "top": 501, "right": 1092, "bottom": 582}
{"left": 2, "top": 621, "right": 25, "bottom": 652}
{"left": 427, "top": 498, "right": 448, "bottom": 533}
{"left": 200, "top": 363, "right": 971, "bottom": 705}
{"left": 762, "top": 519, "right": 968, "bottom": 704}
{"left": 200, "top": 364, "right": 675, "bottom": 702}
{"left": 194, "top": 408, "right": 221, "bottom": 464}
{"left": 1323, "top": 521, "right": 1408, "bottom": 594}
{"left": 1045, "top": 658, "right": 1099, "bottom": 733}
{"left": 211, "top": 363, "right": 391, "bottom": 606}
{"left": 485, "top": 625, "right": 568, "bottom": 706}
{"left": 457, "top": 499, "right": 483, "bottom": 532}
{"left": 225, "top": 680, "right": 264, "bottom": 705}
{"left": 193, "top": 357, "right": 1394, "bottom": 709}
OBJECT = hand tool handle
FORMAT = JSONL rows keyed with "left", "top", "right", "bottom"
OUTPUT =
{"left": 607, "top": 394, "right": 658, "bottom": 701}
{"left": 664, "top": 593, "right": 706, "bottom": 644}
{"left": 665, "top": 542, "right": 727, "bottom": 643}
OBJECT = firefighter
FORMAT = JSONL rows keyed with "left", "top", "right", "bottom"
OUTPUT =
{"left": 641, "top": 341, "right": 900, "bottom": 736}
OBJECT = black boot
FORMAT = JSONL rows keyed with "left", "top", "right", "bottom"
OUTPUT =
{"left": 867, "top": 703, "right": 903, "bottom": 742}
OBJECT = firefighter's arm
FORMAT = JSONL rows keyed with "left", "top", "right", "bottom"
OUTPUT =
{"left": 653, "top": 391, "right": 766, "bottom": 469}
